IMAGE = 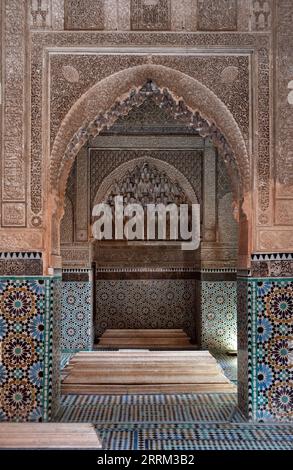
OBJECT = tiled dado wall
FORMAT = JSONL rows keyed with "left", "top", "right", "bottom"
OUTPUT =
{"left": 0, "top": 276, "right": 61, "bottom": 422}
{"left": 238, "top": 254, "right": 293, "bottom": 422}
{"left": 95, "top": 275, "right": 197, "bottom": 343}
{"left": 200, "top": 276, "right": 237, "bottom": 352}
{"left": 61, "top": 270, "right": 93, "bottom": 352}
{"left": 94, "top": 271, "right": 237, "bottom": 351}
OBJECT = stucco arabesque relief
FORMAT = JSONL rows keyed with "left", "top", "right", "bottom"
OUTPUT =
{"left": 26, "top": 31, "right": 281, "bottom": 265}
{"left": 49, "top": 71, "right": 248, "bottom": 233}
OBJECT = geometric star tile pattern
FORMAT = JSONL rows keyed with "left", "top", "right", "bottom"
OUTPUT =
{"left": 201, "top": 281, "right": 237, "bottom": 352}
{"left": 251, "top": 278, "right": 293, "bottom": 422}
{"left": 61, "top": 281, "right": 93, "bottom": 352}
{"left": 0, "top": 277, "right": 60, "bottom": 422}
{"left": 95, "top": 279, "right": 196, "bottom": 342}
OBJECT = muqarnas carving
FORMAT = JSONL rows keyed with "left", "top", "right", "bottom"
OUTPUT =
{"left": 65, "top": 0, "right": 104, "bottom": 30}
{"left": 131, "top": 0, "right": 171, "bottom": 30}
{"left": 104, "top": 161, "right": 190, "bottom": 207}
{"left": 93, "top": 159, "right": 197, "bottom": 242}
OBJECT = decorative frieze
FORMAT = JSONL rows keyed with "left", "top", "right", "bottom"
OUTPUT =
{"left": 2, "top": 0, "right": 26, "bottom": 209}
{"left": 275, "top": 0, "right": 293, "bottom": 197}
{"left": 251, "top": 253, "right": 293, "bottom": 278}
{"left": 61, "top": 245, "right": 91, "bottom": 267}
{"left": 257, "top": 46, "right": 271, "bottom": 225}
{"left": 0, "top": 252, "right": 43, "bottom": 276}
{"left": 62, "top": 267, "right": 92, "bottom": 281}
{"left": 75, "top": 147, "right": 88, "bottom": 242}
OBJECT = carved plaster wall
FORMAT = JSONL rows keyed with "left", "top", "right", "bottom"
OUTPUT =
{"left": 0, "top": 1, "right": 292, "bottom": 261}
{"left": 59, "top": 1, "right": 268, "bottom": 33}
{"left": 61, "top": 136, "right": 238, "bottom": 269}
{"left": 275, "top": 1, "right": 293, "bottom": 208}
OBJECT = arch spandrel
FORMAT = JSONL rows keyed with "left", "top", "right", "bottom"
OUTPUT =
{"left": 50, "top": 65, "right": 249, "bottom": 197}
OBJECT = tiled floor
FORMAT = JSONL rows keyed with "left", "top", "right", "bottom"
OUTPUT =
{"left": 95, "top": 422, "right": 293, "bottom": 450}
{"left": 57, "top": 393, "right": 243, "bottom": 423}
{"left": 58, "top": 352, "right": 293, "bottom": 450}
{"left": 213, "top": 352, "right": 237, "bottom": 384}
{"left": 60, "top": 352, "right": 74, "bottom": 370}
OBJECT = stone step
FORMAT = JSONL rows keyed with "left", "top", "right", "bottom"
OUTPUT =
{"left": 65, "top": 362, "right": 220, "bottom": 371}
{"left": 69, "top": 357, "right": 217, "bottom": 365}
{"left": 74, "top": 350, "right": 210, "bottom": 356}
{"left": 95, "top": 346, "right": 198, "bottom": 350}
{"left": 65, "top": 367, "right": 222, "bottom": 378}
{"left": 101, "top": 329, "right": 188, "bottom": 337}
{"left": 61, "top": 383, "right": 236, "bottom": 394}
{"left": 98, "top": 338, "right": 192, "bottom": 346}
{"left": 97, "top": 328, "right": 192, "bottom": 349}
{"left": 0, "top": 423, "right": 102, "bottom": 449}
{"left": 63, "top": 373, "right": 229, "bottom": 384}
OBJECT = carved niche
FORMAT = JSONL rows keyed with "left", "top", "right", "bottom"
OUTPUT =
{"left": 104, "top": 161, "right": 192, "bottom": 206}
{"left": 30, "top": 0, "right": 52, "bottom": 29}
{"left": 131, "top": 0, "right": 171, "bottom": 30}
{"left": 90, "top": 149, "right": 203, "bottom": 208}
{"left": 93, "top": 158, "right": 197, "bottom": 243}
{"left": 250, "top": 0, "right": 271, "bottom": 31}
{"left": 94, "top": 158, "right": 198, "bottom": 207}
